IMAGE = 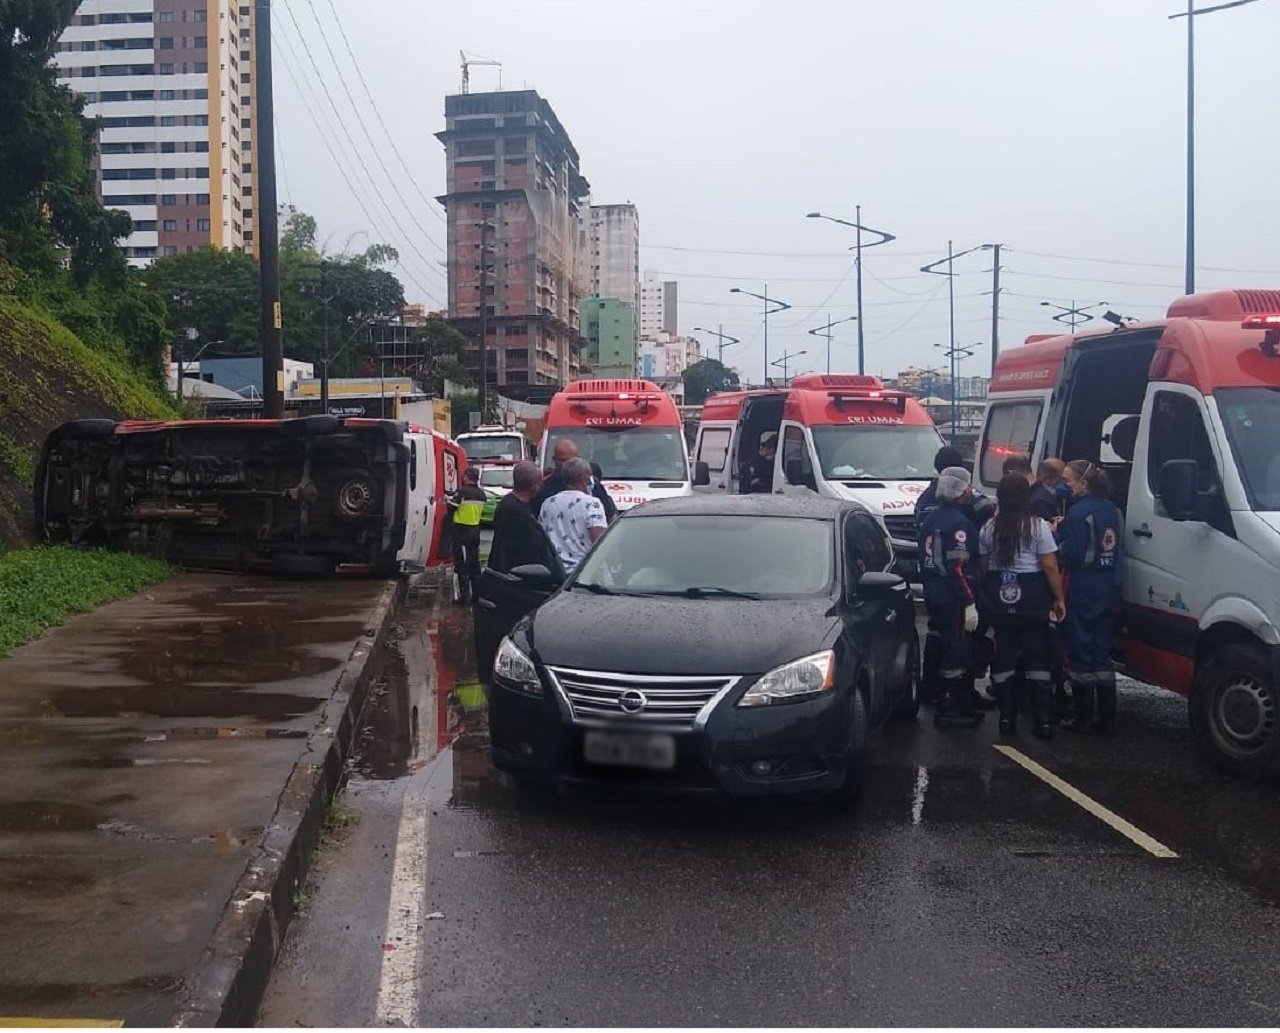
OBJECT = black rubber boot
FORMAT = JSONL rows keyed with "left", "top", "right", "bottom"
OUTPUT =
{"left": 1031, "top": 683, "right": 1053, "bottom": 740}
{"left": 1052, "top": 682, "right": 1071, "bottom": 725}
{"left": 920, "top": 634, "right": 943, "bottom": 706}
{"left": 934, "top": 678, "right": 985, "bottom": 728}
{"left": 1094, "top": 682, "right": 1117, "bottom": 733}
{"left": 1066, "top": 684, "right": 1095, "bottom": 732}
{"left": 996, "top": 679, "right": 1017, "bottom": 734}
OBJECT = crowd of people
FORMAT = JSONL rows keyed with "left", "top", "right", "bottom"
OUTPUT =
{"left": 916, "top": 445, "right": 1125, "bottom": 738}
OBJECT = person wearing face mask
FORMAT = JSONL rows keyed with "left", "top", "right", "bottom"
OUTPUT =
{"left": 588, "top": 462, "right": 619, "bottom": 523}
{"left": 1056, "top": 462, "right": 1124, "bottom": 733}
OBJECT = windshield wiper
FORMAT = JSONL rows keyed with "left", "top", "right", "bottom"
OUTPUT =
{"left": 651, "top": 586, "right": 763, "bottom": 600}
{"left": 573, "top": 582, "right": 617, "bottom": 595}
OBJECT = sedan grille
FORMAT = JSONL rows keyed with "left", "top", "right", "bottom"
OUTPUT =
{"left": 546, "top": 667, "right": 739, "bottom": 727}
{"left": 882, "top": 514, "right": 918, "bottom": 543}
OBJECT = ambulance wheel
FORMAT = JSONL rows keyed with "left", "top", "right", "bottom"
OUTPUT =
{"left": 891, "top": 633, "right": 921, "bottom": 722}
{"left": 1190, "top": 643, "right": 1280, "bottom": 781}
{"left": 332, "top": 468, "right": 379, "bottom": 522}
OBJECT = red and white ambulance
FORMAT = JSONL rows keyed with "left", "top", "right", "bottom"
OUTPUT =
{"left": 36, "top": 415, "right": 465, "bottom": 577}
{"left": 979, "top": 288, "right": 1280, "bottom": 779}
{"left": 538, "top": 379, "right": 693, "bottom": 510}
{"left": 692, "top": 374, "right": 943, "bottom": 576}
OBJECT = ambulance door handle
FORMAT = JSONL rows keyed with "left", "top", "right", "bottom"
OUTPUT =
{"left": 1132, "top": 525, "right": 1153, "bottom": 539}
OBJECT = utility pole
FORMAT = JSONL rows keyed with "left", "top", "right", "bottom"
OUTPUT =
{"left": 255, "top": 0, "right": 284, "bottom": 418}
{"left": 990, "top": 243, "right": 1001, "bottom": 377}
{"left": 692, "top": 325, "right": 741, "bottom": 364}
{"left": 476, "top": 218, "right": 491, "bottom": 421}
{"left": 806, "top": 313, "right": 857, "bottom": 375}
{"left": 319, "top": 259, "right": 330, "bottom": 413}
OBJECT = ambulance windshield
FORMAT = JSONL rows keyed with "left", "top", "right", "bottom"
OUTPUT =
{"left": 812, "top": 426, "right": 941, "bottom": 481}
{"left": 1218, "top": 387, "right": 1280, "bottom": 512}
{"left": 546, "top": 428, "right": 688, "bottom": 482}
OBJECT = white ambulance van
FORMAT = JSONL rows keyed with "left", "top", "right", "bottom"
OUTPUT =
{"left": 979, "top": 289, "right": 1280, "bottom": 779}
{"left": 692, "top": 374, "right": 943, "bottom": 577}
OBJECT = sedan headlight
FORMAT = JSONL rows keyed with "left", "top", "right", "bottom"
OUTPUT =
{"left": 737, "top": 651, "right": 835, "bottom": 708}
{"left": 494, "top": 636, "right": 542, "bottom": 696}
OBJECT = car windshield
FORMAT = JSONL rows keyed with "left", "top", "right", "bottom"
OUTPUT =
{"left": 1217, "top": 387, "right": 1280, "bottom": 512}
{"left": 546, "top": 428, "right": 687, "bottom": 481}
{"left": 461, "top": 435, "right": 524, "bottom": 462}
{"left": 811, "top": 425, "right": 940, "bottom": 481}
{"left": 573, "top": 514, "right": 833, "bottom": 597}
{"left": 479, "top": 466, "right": 513, "bottom": 489}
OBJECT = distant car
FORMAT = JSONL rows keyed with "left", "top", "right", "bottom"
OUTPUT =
{"left": 478, "top": 464, "right": 514, "bottom": 526}
{"left": 486, "top": 494, "right": 919, "bottom": 800}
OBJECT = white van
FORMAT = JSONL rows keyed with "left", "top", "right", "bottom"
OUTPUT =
{"left": 979, "top": 288, "right": 1280, "bottom": 779}
{"left": 692, "top": 374, "right": 944, "bottom": 578}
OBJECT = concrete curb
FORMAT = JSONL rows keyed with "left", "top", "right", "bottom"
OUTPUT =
{"left": 173, "top": 577, "right": 403, "bottom": 1028}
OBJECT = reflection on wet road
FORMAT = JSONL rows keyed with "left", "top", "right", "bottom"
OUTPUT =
{"left": 261, "top": 586, "right": 1280, "bottom": 1028}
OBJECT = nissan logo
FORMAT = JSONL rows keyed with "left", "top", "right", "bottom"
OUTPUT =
{"left": 619, "top": 689, "right": 648, "bottom": 714}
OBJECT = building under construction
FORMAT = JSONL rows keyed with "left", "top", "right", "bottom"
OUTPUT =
{"left": 437, "top": 88, "right": 591, "bottom": 399}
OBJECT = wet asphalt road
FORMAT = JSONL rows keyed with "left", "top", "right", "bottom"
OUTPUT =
{"left": 260, "top": 574, "right": 1280, "bottom": 1028}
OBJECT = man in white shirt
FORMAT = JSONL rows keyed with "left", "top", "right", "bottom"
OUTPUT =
{"left": 538, "top": 457, "right": 607, "bottom": 572}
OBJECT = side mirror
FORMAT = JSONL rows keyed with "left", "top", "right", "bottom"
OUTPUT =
{"left": 785, "top": 458, "right": 815, "bottom": 489}
{"left": 693, "top": 460, "right": 711, "bottom": 486}
{"left": 854, "top": 570, "right": 909, "bottom": 600}
{"left": 509, "top": 563, "right": 559, "bottom": 585}
{"left": 1157, "top": 459, "right": 1197, "bottom": 521}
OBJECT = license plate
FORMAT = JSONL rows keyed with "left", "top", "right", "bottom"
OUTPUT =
{"left": 582, "top": 730, "right": 676, "bottom": 771}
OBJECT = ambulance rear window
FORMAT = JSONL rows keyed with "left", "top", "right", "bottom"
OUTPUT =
{"left": 980, "top": 402, "right": 1043, "bottom": 485}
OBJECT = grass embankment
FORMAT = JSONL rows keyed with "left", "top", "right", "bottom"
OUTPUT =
{"left": 0, "top": 546, "right": 170, "bottom": 657}
{"left": 0, "top": 296, "right": 175, "bottom": 548}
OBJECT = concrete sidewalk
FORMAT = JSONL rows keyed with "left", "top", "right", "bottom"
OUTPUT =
{"left": 0, "top": 573, "right": 399, "bottom": 1027}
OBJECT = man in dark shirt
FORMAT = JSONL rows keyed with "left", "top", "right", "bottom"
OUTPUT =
{"left": 531, "top": 439, "right": 617, "bottom": 520}
{"left": 488, "top": 461, "right": 559, "bottom": 574}
{"left": 1030, "top": 458, "right": 1066, "bottom": 520}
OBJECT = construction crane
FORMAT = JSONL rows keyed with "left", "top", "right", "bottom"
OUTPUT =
{"left": 460, "top": 51, "right": 502, "bottom": 94}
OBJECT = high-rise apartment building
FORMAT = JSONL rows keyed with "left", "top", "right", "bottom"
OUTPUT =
{"left": 640, "top": 270, "right": 678, "bottom": 340}
{"left": 56, "top": 0, "right": 259, "bottom": 265}
{"left": 437, "top": 89, "right": 590, "bottom": 396}
{"left": 588, "top": 203, "right": 639, "bottom": 323}
{"left": 580, "top": 298, "right": 636, "bottom": 379}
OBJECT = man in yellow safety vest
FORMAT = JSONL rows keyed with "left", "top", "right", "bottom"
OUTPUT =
{"left": 450, "top": 465, "right": 487, "bottom": 604}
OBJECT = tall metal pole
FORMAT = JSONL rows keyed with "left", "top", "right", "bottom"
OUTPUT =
{"left": 948, "top": 240, "right": 957, "bottom": 446}
{"left": 989, "top": 243, "right": 1001, "bottom": 377}
{"left": 763, "top": 282, "right": 769, "bottom": 386}
{"left": 477, "top": 219, "right": 490, "bottom": 421}
{"left": 855, "top": 206, "right": 865, "bottom": 375}
{"left": 826, "top": 312, "right": 833, "bottom": 375}
{"left": 320, "top": 259, "right": 330, "bottom": 412}
{"left": 1185, "top": 0, "right": 1196, "bottom": 294}
{"left": 256, "top": 0, "right": 284, "bottom": 418}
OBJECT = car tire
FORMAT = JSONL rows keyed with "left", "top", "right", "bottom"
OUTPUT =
{"left": 60, "top": 418, "right": 118, "bottom": 439}
{"left": 330, "top": 468, "right": 380, "bottom": 523}
{"left": 838, "top": 687, "right": 870, "bottom": 803}
{"left": 283, "top": 415, "right": 340, "bottom": 437}
{"left": 1190, "top": 642, "right": 1280, "bottom": 781}
{"left": 891, "top": 633, "right": 921, "bottom": 722}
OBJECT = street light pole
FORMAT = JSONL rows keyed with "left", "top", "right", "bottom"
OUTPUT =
{"left": 807, "top": 314, "right": 857, "bottom": 375}
{"left": 1168, "top": 0, "right": 1263, "bottom": 295}
{"left": 770, "top": 348, "right": 807, "bottom": 385}
{"left": 1040, "top": 300, "right": 1109, "bottom": 334}
{"left": 729, "top": 286, "right": 791, "bottom": 386}
{"left": 692, "top": 325, "right": 741, "bottom": 363}
{"left": 255, "top": 0, "right": 284, "bottom": 418}
{"left": 807, "top": 210, "right": 896, "bottom": 374}
{"left": 934, "top": 341, "right": 980, "bottom": 447}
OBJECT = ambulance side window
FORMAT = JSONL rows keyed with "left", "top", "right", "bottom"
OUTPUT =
{"left": 980, "top": 402, "right": 1042, "bottom": 485}
{"left": 1147, "top": 391, "right": 1219, "bottom": 495}
{"left": 783, "top": 426, "right": 815, "bottom": 487}
{"left": 698, "top": 428, "right": 731, "bottom": 472}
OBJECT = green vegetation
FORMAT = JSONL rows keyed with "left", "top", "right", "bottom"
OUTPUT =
{"left": 0, "top": 546, "right": 170, "bottom": 656}
{"left": 682, "top": 358, "right": 741, "bottom": 404}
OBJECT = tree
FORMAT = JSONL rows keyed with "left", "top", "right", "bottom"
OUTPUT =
{"left": 682, "top": 358, "right": 740, "bottom": 404}
{"left": 142, "top": 248, "right": 262, "bottom": 356}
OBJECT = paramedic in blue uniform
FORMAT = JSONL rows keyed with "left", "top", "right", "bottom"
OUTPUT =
{"left": 979, "top": 474, "right": 1067, "bottom": 739}
{"left": 1056, "top": 463, "right": 1124, "bottom": 733}
{"left": 916, "top": 447, "right": 995, "bottom": 706}
{"left": 917, "top": 467, "right": 984, "bottom": 727}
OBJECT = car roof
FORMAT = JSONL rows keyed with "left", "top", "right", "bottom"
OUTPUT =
{"left": 624, "top": 493, "right": 859, "bottom": 521}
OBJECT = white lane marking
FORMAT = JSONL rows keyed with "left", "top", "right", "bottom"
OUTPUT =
{"left": 993, "top": 745, "right": 1179, "bottom": 859}
{"left": 374, "top": 763, "right": 432, "bottom": 1026}
{"left": 911, "top": 765, "right": 929, "bottom": 826}
{"left": 375, "top": 576, "right": 448, "bottom": 1026}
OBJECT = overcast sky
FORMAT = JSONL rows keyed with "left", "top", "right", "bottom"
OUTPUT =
{"left": 271, "top": 0, "right": 1280, "bottom": 382}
